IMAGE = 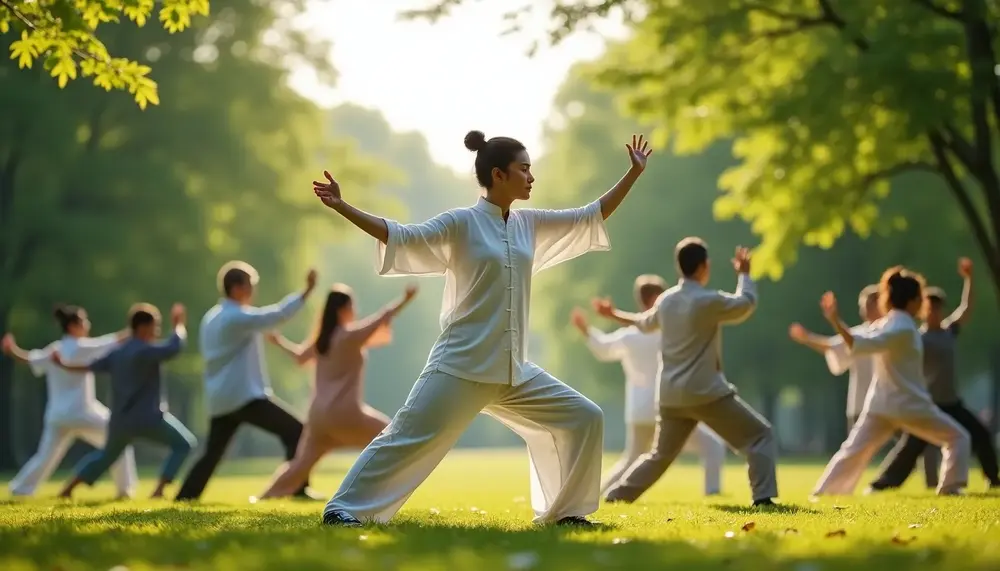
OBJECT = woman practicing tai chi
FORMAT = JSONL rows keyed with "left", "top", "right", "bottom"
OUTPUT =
{"left": 257, "top": 283, "right": 419, "bottom": 499}
{"left": 811, "top": 267, "right": 971, "bottom": 497}
{"left": 317, "top": 130, "right": 652, "bottom": 527}
{"left": 2, "top": 305, "right": 137, "bottom": 498}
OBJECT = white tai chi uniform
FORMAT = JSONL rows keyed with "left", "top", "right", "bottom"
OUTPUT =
{"left": 324, "top": 197, "right": 609, "bottom": 524}
{"left": 8, "top": 334, "right": 138, "bottom": 497}
{"left": 813, "top": 310, "right": 970, "bottom": 496}
{"left": 824, "top": 324, "right": 876, "bottom": 430}
{"left": 584, "top": 326, "right": 725, "bottom": 495}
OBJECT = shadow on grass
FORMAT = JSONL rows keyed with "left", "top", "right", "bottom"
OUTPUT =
{"left": 0, "top": 506, "right": 967, "bottom": 571}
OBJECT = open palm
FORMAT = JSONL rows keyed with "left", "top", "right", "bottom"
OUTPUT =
{"left": 626, "top": 134, "right": 653, "bottom": 171}
{"left": 312, "top": 170, "right": 342, "bottom": 209}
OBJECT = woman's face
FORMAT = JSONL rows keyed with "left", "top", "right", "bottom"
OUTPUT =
{"left": 68, "top": 312, "right": 91, "bottom": 336}
{"left": 492, "top": 150, "right": 534, "bottom": 202}
{"left": 338, "top": 301, "right": 356, "bottom": 324}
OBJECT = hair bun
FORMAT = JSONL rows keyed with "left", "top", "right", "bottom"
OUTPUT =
{"left": 464, "top": 130, "right": 487, "bottom": 152}
{"left": 52, "top": 304, "right": 69, "bottom": 319}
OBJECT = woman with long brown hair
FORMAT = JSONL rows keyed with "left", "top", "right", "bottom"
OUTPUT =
{"left": 257, "top": 283, "right": 417, "bottom": 499}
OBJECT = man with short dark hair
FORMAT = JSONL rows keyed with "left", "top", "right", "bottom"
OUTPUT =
{"left": 174, "top": 261, "right": 318, "bottom": 501}
{"left": 572, "top": 273, "right": 727, "bottom": 497}
{"left": 597, "top": 238, "right": 779, "bottom": 507}
{"left": 867, "top": 257, "right": 999, "bottom": 491}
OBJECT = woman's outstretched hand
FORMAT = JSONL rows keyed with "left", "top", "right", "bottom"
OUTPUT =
{"left": 313, "top": 171, "right": 342, "bottom": 208}
{"left": 626, "top": 134, "right": 652, "bottom": 172}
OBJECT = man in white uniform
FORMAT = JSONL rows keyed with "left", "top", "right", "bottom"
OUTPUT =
{"left": 571, "top": 274, "right": 725, "bottom": 496}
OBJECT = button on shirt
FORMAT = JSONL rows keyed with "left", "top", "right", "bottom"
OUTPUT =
{"left": 823, "top": 323, "right": 877, "bottom": 418}
{"left": 376, "top": 197, "right": 610, "bottom": 385}
{"left": 584, "top": 326, "right": 659, "bottom": 424}
{"left": 28, "top": 334, "right": 122, "bottom": 426}
{"left": 200, "top": 294, "right": 305, "bottom": 416}
{"left": 632, "top": 276, "right": 757, "bottom": 408}
{"left": 849, "top": 310, "right": 936, "bottom": 418}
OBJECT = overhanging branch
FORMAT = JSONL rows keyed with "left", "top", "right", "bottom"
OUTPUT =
{"left": 861, "top": 160, "right": 937, "bottom": 187}
{"left": 928, "top": 130, "right": 999, "bottom": 263}
{"left": 913, "top": 0, "right": 964, "bottom": 20}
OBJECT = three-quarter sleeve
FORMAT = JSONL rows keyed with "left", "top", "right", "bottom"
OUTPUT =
{"left": 525, "top": 200, "right": 611, "bottom": 274}
{"left": 376, "top": 212, "right": 457, "bottom": 276}
{"left": 711, "top": 274, "right": 757, "bottom": 324}
{"left": 824, "top": 337, "right": 852, "bottom": 376}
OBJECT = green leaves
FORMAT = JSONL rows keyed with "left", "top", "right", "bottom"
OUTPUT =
{"left": 1, "top": 0, "right": 209, "bottom": 108}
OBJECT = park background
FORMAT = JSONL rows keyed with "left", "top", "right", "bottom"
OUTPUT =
{"left": 2, "top": 0, "right": 999, "bottom": 475}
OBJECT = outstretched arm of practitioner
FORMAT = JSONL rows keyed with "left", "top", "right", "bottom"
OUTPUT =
{"left": 788, "top": 323, "right": 834, "bottom": 354}
{"left": 266, "top": 332, "right": 317, "bottom": 366}
{"left": 1, "top": 334, "right": 36, "bottom": 365}
{"left": 570, "top": 307, "right": 628, "bottom": 362}
{"left": 314, "top": 172, "right": 456, "bottom": 276}
{"left": 821, "top": 292, "right": 907, "bottom": 355}
{"left": 229, "top": 269, "right": 318, "bottom": 333}
{"left": 139, "top": 304, "right": 188, "bottom": 362}
{"left": 944, "top": 257, "right": 974, "bottom": 328}
{"left": 342, "top": 285, "right": 419, "bottom": 348}
{"left": 711, "top": 247, "right": 756, "bottom": 324}
{"left": 591, "top": 297, "right": 660, "bottom": 333}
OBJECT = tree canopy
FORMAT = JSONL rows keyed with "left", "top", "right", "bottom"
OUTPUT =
{"left": 405, "top": 0, "right": 1000, "bottom": 302}
{"left": 1, "top": 0, "right": 210, "bottom": 108}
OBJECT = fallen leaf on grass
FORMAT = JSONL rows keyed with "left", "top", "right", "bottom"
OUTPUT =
{"left": 833, "top": 505, "right": 848, "bottom": 510}
{"left": 892, "top": 534, "right": 917, "bottom": 545}
{"left": 784, "top": 528, "right": 799, "bottom": 535}
{"left": 908, "top": 523, "right": 922, "bottom": 529}
{"left": 612, "top": 538, "right": 632, "bottom": 545}
{"left": 825, "top": 529, "right": 847, "bottom": 538}
{"left": 741, "top": 521, "right": 756, "bottom": 532}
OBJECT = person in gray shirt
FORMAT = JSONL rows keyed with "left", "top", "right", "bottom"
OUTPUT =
{"left": 868, "top": 257, "right": 999, "bottom": 491}
{"left": 597, "top": 238, "right": 779, "bottom": 507}
{"left": 53, "top": 303, "right": 196, "bottom": 499}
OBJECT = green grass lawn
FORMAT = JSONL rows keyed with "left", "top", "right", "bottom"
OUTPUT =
{"left": 2, "top": 450, "right": 999, "bottom": 570}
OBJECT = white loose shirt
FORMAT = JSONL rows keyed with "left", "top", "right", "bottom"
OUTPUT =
{"left": 200, "top": 294, "right": 305, "bottom": 416}
{"left": 584, "top": 326, "right": 659, "bottom": 424}
{"left": 845, "top": 310, "right": 937, "bottom": 418}
{"left": 27, "top": 333, "right": 122, "bottom": 426}
{"left": 823, "top": 323, "right": 876, "bottom": 418}
{"left": 376, "top": 197, "right": 610, "bottom": 385}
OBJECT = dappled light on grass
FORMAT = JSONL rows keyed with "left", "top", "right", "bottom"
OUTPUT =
{"left": 1, "top": 452, "right": 999, "bottom": 570}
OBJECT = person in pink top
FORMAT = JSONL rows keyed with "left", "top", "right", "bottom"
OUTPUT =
{"left": 257, "top": 283, "right": 418, "bottom": 499}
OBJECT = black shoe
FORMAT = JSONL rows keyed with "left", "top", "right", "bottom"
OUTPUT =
{"left": 323, "top": 509, "right": 363, "bottom": 528}
{"left": 752, "top": 498, "right": 776, "bottom": 507}
{"left": 294, "top": 487, "right": 325, "bottom": 501}
{"left": 556, "top": 516, "right": 598, "bottom": 528}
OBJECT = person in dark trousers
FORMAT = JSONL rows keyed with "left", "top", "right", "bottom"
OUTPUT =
{"left": 54, "top": 303, "right": 195, "bottom": 499}
{"left": 868, "top": 257, "right": 999, "bottom": 492}
{"left": 174, "top": 261, "right": 318, "bottom": 501}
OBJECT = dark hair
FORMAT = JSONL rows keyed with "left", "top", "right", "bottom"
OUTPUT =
{"left": 128, "top": 303, "right": 160, "bottom": 331}
{"left": 217, "top": 260, "right": 259, "bottom": 297}
{"left": 633, "top": 274, "right": 667, "bottom": 308}
{"left": 464, "top": 130, "right": 527, "bottom": 190}
{"left": 53, "top": 304, "right": 84, "bottom": 333}
{"left": 675, "top": 237, "right": 708, "bottom": 278}
{"left": 924, "top": 286, "right": 946, "bottom": 306}
{"left": 878, "top": 266, "right": 926, "bottom": 313}
{"left": 313, "top": 284, "right": 354, "bottom": 355}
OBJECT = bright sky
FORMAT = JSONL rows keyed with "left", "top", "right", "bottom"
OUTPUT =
{"left": 289, "top": 0, "right": 625, "bottom": 174}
